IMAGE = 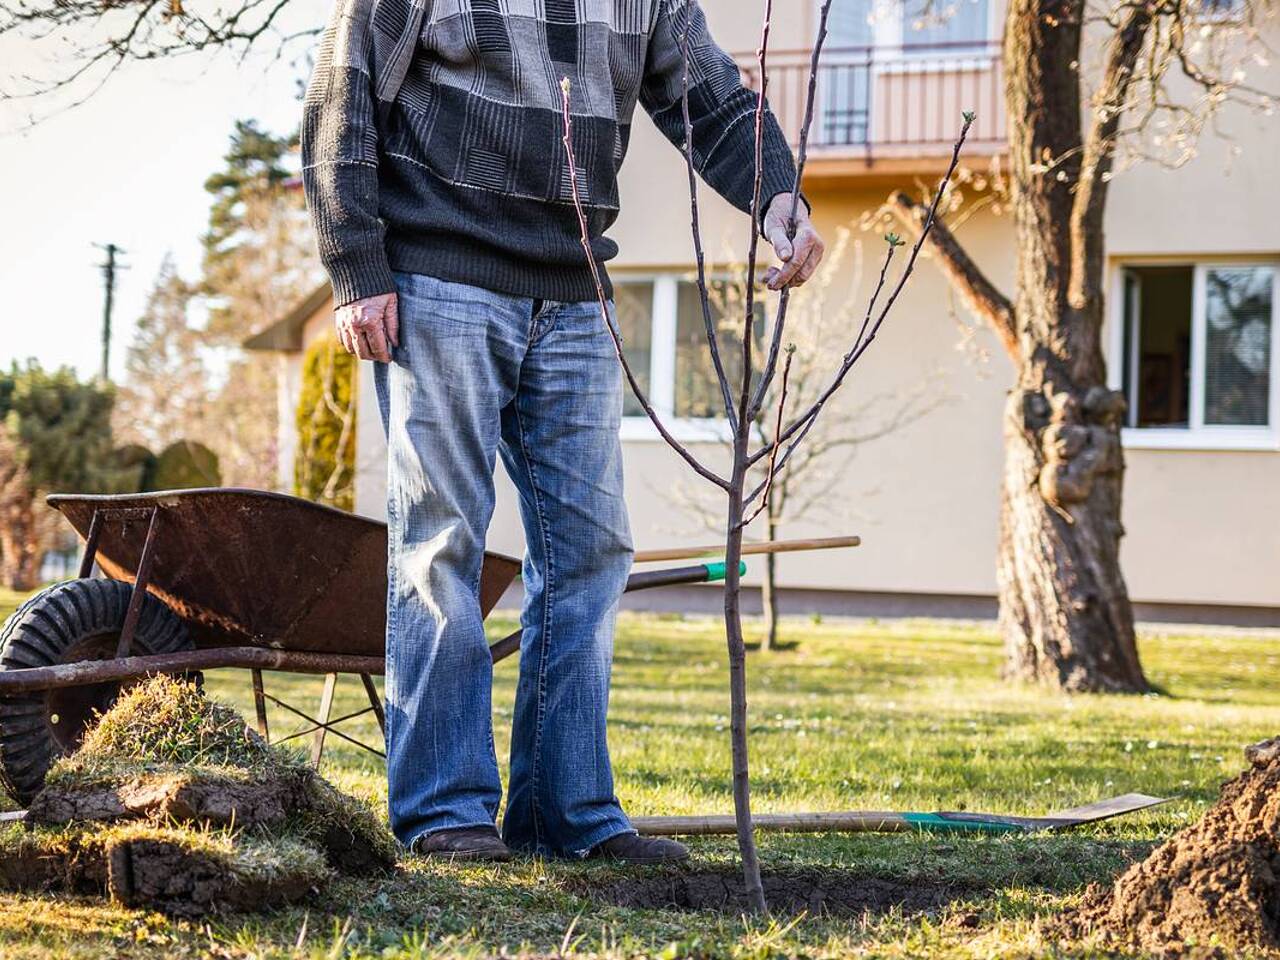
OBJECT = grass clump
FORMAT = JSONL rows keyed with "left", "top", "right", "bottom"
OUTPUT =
{"left": 47, "top": 674, "right": 299, "bottom": 788}
{"left": 12, "top": 675, "right": 395, "bottom": 916}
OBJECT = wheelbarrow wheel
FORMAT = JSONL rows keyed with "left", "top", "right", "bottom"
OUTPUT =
{"left": 0, "top": 578, "right": 192, "bottom": 804}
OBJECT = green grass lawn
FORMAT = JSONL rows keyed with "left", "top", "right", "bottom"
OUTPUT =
{"left": 0, "top": 585, "right": 1276, "bottom": 958}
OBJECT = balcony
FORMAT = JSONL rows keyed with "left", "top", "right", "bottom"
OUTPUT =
{"left": 736, "top": 41, "right": 1006, "bottom": 180}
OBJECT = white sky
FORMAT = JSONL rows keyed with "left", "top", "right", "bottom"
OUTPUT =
{"left": 0, "top": 6, "right": 325, "bottom": 382}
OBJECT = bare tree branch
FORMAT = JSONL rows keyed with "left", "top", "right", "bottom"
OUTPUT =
{"left": 747, "top": 0, "right": 836, "bottom": 422}
{"left": 735, "top": 0, "right": 775, "bottom": 432}
{"left": 891, "top": 189, "right": 1020, "bottom": 361}
{"left": 1069, "top": 1, "right": 1155, "bottom": 308}
{"left": 558, "top": 78, "right": 729, "bottom": 492}
{"left": 679, "top": 12, "right": 737, "bottom": 429}
{"left": 741, "top": 119, "right": 973, "bottom": 500}
{"left": 740, "top": 347, "right": 793, "bottom": 529}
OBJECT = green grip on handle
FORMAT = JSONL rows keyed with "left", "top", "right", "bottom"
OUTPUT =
{"left": 703, "top": 560, "right": 748, "bottom": 582}
{"left": 901, "top": 812, "right": 1026, "bottom": 834}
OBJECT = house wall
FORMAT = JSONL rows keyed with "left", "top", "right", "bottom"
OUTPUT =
{"left": 603, "top": 0, "right": 1280, "bottom": 612}
{"left": 316, "top": 0, "right": 1278, "bottom": 616}
{"left": 274, "top": 353, "right": 302, "bottom": 493}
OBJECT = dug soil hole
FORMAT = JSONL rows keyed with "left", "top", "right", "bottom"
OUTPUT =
{"left": 591, "top": 867, "right": 975, "bottom": 918}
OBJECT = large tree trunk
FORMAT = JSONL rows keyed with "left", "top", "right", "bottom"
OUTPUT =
{"left": 997, "top": 0, "right": 1149, "bottom": 692}
{"left": 997, "top": 388, "right": 1146, "bottom": 691}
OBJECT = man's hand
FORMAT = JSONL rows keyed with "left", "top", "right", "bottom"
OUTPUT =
{"left": 335, "top": 292, "right": 399, "bottom": 362}
{"left": 762, "top": 193, "right": 825, "bottom": 291}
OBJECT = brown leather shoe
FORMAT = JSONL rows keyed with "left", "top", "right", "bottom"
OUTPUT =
{"left": 590, "top": 832, "right": 690, "bottom": 864}
{"left": 411, "top": 826, "right": 513, "bottom": 862}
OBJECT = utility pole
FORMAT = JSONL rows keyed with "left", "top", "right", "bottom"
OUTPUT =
{"left": 94, "top": 242, "right": 126, "bottom": 382}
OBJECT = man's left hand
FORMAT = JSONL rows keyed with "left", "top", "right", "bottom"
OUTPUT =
{"left": 763, "top": 193, "right": 825, "bottom": 291}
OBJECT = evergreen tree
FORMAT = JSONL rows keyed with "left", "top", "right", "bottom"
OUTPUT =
{"left": 193, "top": 118, "right": 322, "bottom": 490}
{"left": 294, "top": 335, "right": 356, "bottom": 512}
{"left": 113, "top": 254, "right": 211, "bottom": 454}
{"left": 0, "top": 364, "right": 121, "bottom": 589}
{"left": 200, "top": 119, "right": 315, "bottom": 343}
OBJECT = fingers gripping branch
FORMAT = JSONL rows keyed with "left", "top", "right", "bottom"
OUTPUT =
{"left": 558, "top": 78, "right": 730, "bottom": 492}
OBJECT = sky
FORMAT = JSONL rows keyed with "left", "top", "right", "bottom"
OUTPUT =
{"left": 0, "top": 4, "right": 325, "bottom": 382}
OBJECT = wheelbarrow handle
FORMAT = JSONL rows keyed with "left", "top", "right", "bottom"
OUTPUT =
{"left": 633, "top": 535, "right": 860, "bottom": 565}
{"left": 488, "top": 560, "right": 746, "bottom": 664}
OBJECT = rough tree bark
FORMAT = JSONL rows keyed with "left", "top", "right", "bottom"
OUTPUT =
{"left": 895, "top": 0, "right": 1154, "bottom": 693}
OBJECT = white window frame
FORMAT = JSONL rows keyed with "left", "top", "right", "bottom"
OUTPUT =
{"left": 824, "top": 0, "right": 997, "bottom": 60}
{"left": 1107, "top": 257, "right": 1280, "bottom": 452}
{"left": 616, "top": 273, "right": 764, "bottom": 444}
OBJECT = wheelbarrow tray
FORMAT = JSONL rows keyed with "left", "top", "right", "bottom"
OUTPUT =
{"left": 48, "top": 489, "right": 522, "bottom": 658}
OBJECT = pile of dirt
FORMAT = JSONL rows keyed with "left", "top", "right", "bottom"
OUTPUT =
{"left": 0, "top": 675, "right": 396, "bottom": 916}
{"left": 1061, "top": 737, "right": 1280, "bottom": 957}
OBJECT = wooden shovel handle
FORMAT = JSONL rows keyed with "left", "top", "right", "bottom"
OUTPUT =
{"left": 633, "top": 535, "right": 861, "bottom": 565}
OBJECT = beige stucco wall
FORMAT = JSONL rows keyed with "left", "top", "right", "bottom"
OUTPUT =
{"left": 288, "top": 0, "right": 1278, "bottom": 612}
{"left": 601, "top": 0, "right": 1280, "bottom": 608}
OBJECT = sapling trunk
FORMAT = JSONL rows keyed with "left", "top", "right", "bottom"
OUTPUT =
{"left": 557, "top": 0, "right": 970, "bottom": 912}
{"left": 721, "top": 484, "right": 765, "bottom": 910}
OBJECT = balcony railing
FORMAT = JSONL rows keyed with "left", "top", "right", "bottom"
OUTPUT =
{"left": 737, "top": 41, "right": 1005, "bottom": 159}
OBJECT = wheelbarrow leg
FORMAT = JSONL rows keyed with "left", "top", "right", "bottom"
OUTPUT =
{"left": 115, "top": 508, "right": 161, "bottom": 659}
{"left": 251, "top": 669, "right": 270, "bottom": 742}
{"left": 311, "top": 672, "right": 338, "bottom": 769}
{"left": 360, "top": 673, "right": 385, "bottom": 735}
{"left": 77, "top": 511, "right": 103, "bottom": 579}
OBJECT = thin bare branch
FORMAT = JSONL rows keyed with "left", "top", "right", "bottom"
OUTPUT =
{"left": 891, "top": 189, "right": 1020, "bottom": 361}
{"left": 748, "top": 0, "right": 836, "bottom": 423}
{"left": 744, "top": 117, "right": 974, "bottom": 483}
{"left": 679, "top": 9, "right": 737, "bottom": 429}
{"left": 739, "top": 348, "right": 793, "bottom": 530}
{"left": 737, "top": 0, "right": 774, "bottom": 432}
{"left": 558, "top": 78, "right": 729, "bottom": 491}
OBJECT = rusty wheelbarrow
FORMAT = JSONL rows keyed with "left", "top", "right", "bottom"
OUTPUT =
{"left": 0, "top": 488, "right": 859, "bottom": 804}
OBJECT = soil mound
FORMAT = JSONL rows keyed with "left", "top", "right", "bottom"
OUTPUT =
{"left": 1062, "top": 737, "right": 1280, "bottom": 956}
{"left": 1, "top": 675, "right": 396, "bottom": 916}
{"left": 592, "top": 867, "right": 975, "bottom": 918}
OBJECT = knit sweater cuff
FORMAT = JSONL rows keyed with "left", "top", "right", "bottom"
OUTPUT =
{"left": 323, "top": 245, "right": 398, "bottom": 307}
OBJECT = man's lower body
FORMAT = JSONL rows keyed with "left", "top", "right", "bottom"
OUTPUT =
{"left": 374, "top": 270, "right": 670, "bottom": 860}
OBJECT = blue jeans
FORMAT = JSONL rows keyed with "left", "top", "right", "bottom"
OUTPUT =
{"left": 374, "top": 271, "right": 636, "bottom": 857}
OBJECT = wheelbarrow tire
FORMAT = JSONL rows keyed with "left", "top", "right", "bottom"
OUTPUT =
{"left": 0, "top": 578, "right": 192, "bottom": 804}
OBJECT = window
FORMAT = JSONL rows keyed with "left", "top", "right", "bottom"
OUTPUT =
{"left": 901, "top": 0, "right": 989, "bottom": 47}
{"left": 817, "top": 0, "right": 992, "bottom": 145}
{"left": 826, "top": 0, "right": 990, "bottom": 51}
{"left": 613, "top": 280, "right": 654, "bottom": 419}
{"left": 1205, "top": 268, "right": 1274, "bottom": 426}
{"left": 1114, "top": 262, "right": 1278, "bottom": 449}
{"left": 615, "top": 274, "right": 767, "bottom": 439}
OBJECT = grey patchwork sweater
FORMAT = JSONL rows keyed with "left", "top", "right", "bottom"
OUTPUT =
{"left": 302, "top": 0, "right": 799, "bottom": 306}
